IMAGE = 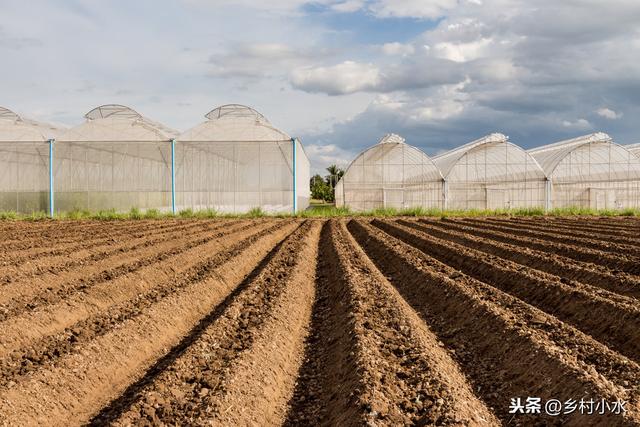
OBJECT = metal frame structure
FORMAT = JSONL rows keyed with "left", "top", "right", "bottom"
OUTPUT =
{"left": 0, "top": 106, "right": 62, "bottom": 214}
{"left": 433, "top": 133, "right": 547, "bottom": 210}
{"left": 175, "top": 104, "right": 309, "bottom": 213}
{"left": 335, "top": 134, "right": 444, "bottom": 211}
{"left": 530, "top": 133, "right": 640, "bottom": 209}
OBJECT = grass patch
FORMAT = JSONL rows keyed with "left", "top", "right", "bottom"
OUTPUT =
{"left": 245, "top": 207, "right": 266, "bottom": 218}
{"left": 1, "top": 205, "right": 639, "bottom": 220}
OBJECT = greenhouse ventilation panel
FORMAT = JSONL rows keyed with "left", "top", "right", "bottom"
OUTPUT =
{"left": 433, "top": 133, "right": 547, "bottom": 210}
{"left": 0, "top": 106, "right": 63, "bottom": 213}
{"left": 335, "top": 134, "right": 443, "bottom": 211}
{"left": 55, "top": 104, "right": 178, "bottom": 212}
{"left": 529, "top": 132, "right": 640, "bottom": 209}
{"left": 176, "top": 104, "right": 309, "bottom": 213}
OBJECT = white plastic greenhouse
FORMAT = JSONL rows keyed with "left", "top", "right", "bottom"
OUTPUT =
{"left": 55, "top": 104, "right": 178, "bottom": 212}
{"left": 335, "top": 134, "right": 443, "bottom": 211}
{"left": 0, "top": 104, "right": 308, "bottom": 214}
{"left": 0, "top": 106, "right": 62, "bottom": 213}
{"left": 433, "top": 133, "right": 547, "bottom": 210}
{"left": 177, "top": 104, "right": 309, "bottom": 213}
{"left": 3, "top": 101, "right": 640, "bottom": 214}
{"left": 529, "top": 132, "right": 640, "bottom": 209}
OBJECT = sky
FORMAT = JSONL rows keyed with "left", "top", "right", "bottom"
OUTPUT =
{"left": 1, "top": 0, "right": 639, "bottom": 174}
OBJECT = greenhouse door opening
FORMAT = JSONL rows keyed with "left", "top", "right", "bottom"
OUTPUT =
{"left": 589, "top": 188, "right": 616, "bottom": 210}
{"left": 383, "top": 187, "right": 404, "bottom": 209}
{"left": 486, "top": 188, "right": 511, "bottom": 210}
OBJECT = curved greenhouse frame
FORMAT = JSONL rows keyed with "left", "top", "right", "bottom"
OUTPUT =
{"left": 0, "top": 106, "right": 62, "bottom": 213}
{"left": 529, "top": 133, "right": 640, "bottom": 209}
{"left": 627, "top": 143, "right": 640, "bottom": 158}
{"left": 177, "top": 104, "right": 309, "bottom": 213}
{"left": 433, "top": 133, "right": 547, "bottom": 210}
{"left": 55, "top": 104, "right": 178, "bottom": 212}
{"left": 335, "top": 134, "right": 443, "bottom": 211}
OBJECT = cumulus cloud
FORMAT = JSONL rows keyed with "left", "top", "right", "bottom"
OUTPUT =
{"left": 293, "top": 0, "right": 640, "bottom": 165}
{"left": 209, "top": 43, "right": 329, "bottom": 79}
{"left": 3, "top": 0, "right": 640, "bottom": 173}
{"left": 305, "top": 143, "right": 353, "bottom": 171}
{"left": 562, "top": 118, "right": 592, "bottom": 129}
{"left": 380, "top": 42, "right": 415, "bottom": 56}
{"left": 291, "top": 61, "right": 382, "bottom": 95}
{"left": 368, "top": 0, "right": 458, "bottom": 19}
{"left": 596, "top": 107, "right": 622, "bottom": 120}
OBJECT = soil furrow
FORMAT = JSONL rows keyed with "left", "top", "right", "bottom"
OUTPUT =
{"left": 0, "top": 221, "right": 270, "bottom": 357}
{"left": 480, "top": 217, "right": 640, "bottom": 248}
{"left": 104, "top": 220, "right": 319, "bottom": 426}
{"left": 0, "top": 221, "right": 292, "bottom": 390}
{"left": 546, "top": 217, "right": 640, "bottom": 233}
{"left": 0, "top": 219, "right": 225, "bottom": 281}
{"left": 349, "top": 219, "right": 640, "bottom": 426}
{"left": 286, "top": 220, "right": 499, "bottom": 426}
{"left": 441, "top": 218, "right": 640, "bottom": 275}
{"left": 505, "top": 217, "right": 640, "bottom": 241}
{"left": 413, "top": 218, "right": 640, "bottom": 299}
{"left": 0, "top": 220, "right": 249, "bottom": 318}
{"left": 0, "top": 220, "right": 125, "bottom": 241}
{"left": 0, "top": 220, "right": 300, "bottom": 426}
{"left": 373, "top": 219, "right": 640, "bottom": 363}
{"left": 458, "top": 218, "right": 640, "bottom": 259}
{"left": 0, "top": 220, "right": 179, "bottom": 253}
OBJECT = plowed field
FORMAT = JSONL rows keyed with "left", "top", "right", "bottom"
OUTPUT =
{"left": 0, "top": 217, "right": 638, "bottom": 426}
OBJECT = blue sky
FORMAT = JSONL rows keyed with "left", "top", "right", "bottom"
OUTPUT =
{"left": 1, "top": 0, "right": 639, "bottom": 173}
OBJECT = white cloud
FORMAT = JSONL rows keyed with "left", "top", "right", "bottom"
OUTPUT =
{"left": 596, "top": 107, "right": 622, "bottom": 120}
{"left": 209, "top": 43, "right": 328, "bottom": 79}
{"left": 561, "top": 118, "right": 591, "bottom": 129}
{"left": 291, "top": 61, "right": 382, "bottom": 95}
{"left": 330, "top": 0, "right": 366, "bottom": 12}
{"left": 381, "top": 42, "right": 415, "bottom": 56}
{"left": 305, "top": 143, "right": 352, "bottom": 172}
{"left": 369, "top": 0, "right": 458, "bottom": 19}
{"left": 433, "top": 37, "right": 493, "bottom": 62}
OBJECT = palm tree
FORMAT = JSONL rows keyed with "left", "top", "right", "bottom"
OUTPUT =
{"left": 325, "top": 165, "right": 344, "bottom": 190}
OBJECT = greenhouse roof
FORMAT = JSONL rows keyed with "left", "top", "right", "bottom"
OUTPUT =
{"left": 627, "top": 143, "right": 640, "bottom": 154}
{"left": 0, "top": 106, "right": 63, "bottom": 142}
{"left": 180, "top": 104, "right": 290, "bottom": 142}
{"left": 378, "top": 133, "right": 406, "bottom": 144}
{"left": 205, "top": 104, "right": 268, "bottom": 123}
{"left": 59, "top": 104, "right": 178, "bottom": 142}
{"left": 528, "top": 132, "right": 614, "bottom": 176}
{"left": 339, "top": 133, "right": 443, "bottom": 185}
{"left": 432, "top": 133, "right": 515, "bottom": 178}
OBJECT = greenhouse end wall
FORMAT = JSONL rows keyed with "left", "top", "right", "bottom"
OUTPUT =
{"left": 530, "top": 135, "right": 640, "bottom": 210}
{"left": 0, "top": 141, "right": 51, "bottom": 213}
{"left": 435, "top": 136, "right": 547, "bottom": 211}
{"left": 337, "top": 135, "right": 444, "bottom": 211}
{"left": 53, "top": 141, "right": 173, "bottom": 213}
{"left": 175, "top": 139, "right": 308, "bottom": 214}
{"left": 546, "top": 143, "right": 640, "bottom": 210}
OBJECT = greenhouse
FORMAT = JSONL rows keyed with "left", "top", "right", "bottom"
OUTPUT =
{"left": 433, "top": 133, "right": 547, "bottom": 210}
{"left": 335, "top": 134, "right": 443, "bottom": 211}
{"left": 529, "top": 132, "right": 640, "bottom": 209}
{"left": 176, "top": 104, "right": 309, "bottom": 213}
{"left": 0, "top": 106, "right": 62, "bottom": 213}
{"left": 55, "top": 104, "right": 178, "bottom": 213}
{"left": 628, "top": 143, "right": 640, "bottom": 158}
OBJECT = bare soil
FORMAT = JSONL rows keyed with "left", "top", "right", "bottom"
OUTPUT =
{"left": 0, "top": 217, "right": 638, "bottom": 426}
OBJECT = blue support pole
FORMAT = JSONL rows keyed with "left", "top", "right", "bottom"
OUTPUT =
{"left": 49, "top": 139, "right": 54, "bottom": 217}
{"left": 171, "top": 139, "right": 176, "bottom": 215}
{"left": 292, "top": 138, "right": 297, "bottom": 214}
